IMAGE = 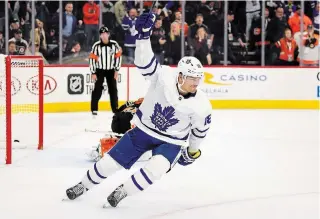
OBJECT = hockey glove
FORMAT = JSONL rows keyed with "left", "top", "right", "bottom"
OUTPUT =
{"left": 126, "top": 100, "right": 135, "bottom": 107}
{"left": 178, "top": 148, "right": 201, "bottom": 166}
{"left": 135, "top": 13, "right": 156, "bottom": 40}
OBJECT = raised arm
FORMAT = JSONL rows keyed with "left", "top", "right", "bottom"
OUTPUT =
{"left": 134, "top": 13, "right": 162, "bottom": 82}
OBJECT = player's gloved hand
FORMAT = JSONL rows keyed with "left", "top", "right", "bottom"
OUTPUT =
{"left": 126, "top": 100, "right": 135, "bottom": 107}
{"left": 178, "top": 147, "right": 201, "bottom": 166}
{"left": 135, "top": 13, "right": 156, "bottom": 40}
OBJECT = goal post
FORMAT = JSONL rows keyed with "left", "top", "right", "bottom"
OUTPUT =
{"left": 0, "top": 55, "right": 44, "bottom": 164}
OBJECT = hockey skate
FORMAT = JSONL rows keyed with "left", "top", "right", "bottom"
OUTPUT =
{"left": 65, "top": 182, "right": 88, "bottom": 200}
{"left": 92, "top": 111, "right": 98, "bottom": 118}
{"left": 105, "top": 184, "right": 128, "bottom": 208}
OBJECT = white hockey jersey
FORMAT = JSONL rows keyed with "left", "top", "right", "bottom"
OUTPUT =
{"left": 132, "top": 38, "right": 212, "bottom": 151}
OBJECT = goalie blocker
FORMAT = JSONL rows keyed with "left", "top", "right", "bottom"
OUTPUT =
{"left": 87, "top": 98, "right": 144, "bottom": 162}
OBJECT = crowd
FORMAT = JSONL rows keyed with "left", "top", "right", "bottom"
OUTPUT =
{"left": 0, "top": 0, "right": 319, "bottom": 66}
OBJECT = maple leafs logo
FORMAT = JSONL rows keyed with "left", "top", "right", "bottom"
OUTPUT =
{"left": 150, "top": 103, "right": 179, "bottom": 132}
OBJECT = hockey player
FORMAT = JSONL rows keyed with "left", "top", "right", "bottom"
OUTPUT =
{"left": 87, "top": 98, "right": 144, "bottom": 162}
{"left": 65, "top": 13, "right": 212, "bottom": 208}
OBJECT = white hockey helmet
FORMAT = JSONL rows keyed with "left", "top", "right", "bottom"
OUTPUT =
{"left": 177, "top": 56, "right": 204, "bottom": 78}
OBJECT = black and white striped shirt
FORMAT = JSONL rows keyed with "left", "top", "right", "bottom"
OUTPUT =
{"left": 89, "top": 39, "right": 122, "bottom": 73}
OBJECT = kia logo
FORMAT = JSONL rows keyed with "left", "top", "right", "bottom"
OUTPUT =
{"left": 0, "top": 76, "right": 21, "bottom": 96}
{"left": 26, "top": 75, "right": 57, "bottom": 95}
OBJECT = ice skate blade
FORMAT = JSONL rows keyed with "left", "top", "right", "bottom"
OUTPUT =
{"left": 62, "top": 196, "right": 71, "bottom": 201}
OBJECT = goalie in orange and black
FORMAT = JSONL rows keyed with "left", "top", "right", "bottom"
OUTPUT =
{"left": 87, "top": 98, "right": 144, "bottom": 162}
{"left": 89, "top": 26, "right": 122, "bottom": 115}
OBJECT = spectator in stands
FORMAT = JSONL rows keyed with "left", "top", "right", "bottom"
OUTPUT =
{"left": 174, "top": 10, "right": 188, "bottom": 37}
{"left": 8, "top": 3, "right": 30, "bottom": 43}
{"left": 64, "top": 41, "right": 82, "bottom": 59}
{"left": 33, "top": 19, "right": 47, "bottom": 55}
{"left": 198, "top": 0, "right": 222, "bottom": 26}
{"left": 151, "top": 17, "right": 166, "bottom": 64}
{"left": 10, "top": 1, "right": 33, "bottom": 24}
{"left": 83, "top": 0, "right": 100, "bottom": 51}
{"left": 288, "top": 4, "right": 312, "bottom": 35}
{"left": 211, "top": 10, "right": 245, "bottom": 64}
{"left": 266, "top": 1, "right": 281, "bottom": 18}
{"left": 164, "top": 22, "right": 182, "bottom": 65}
{"left": 9, "top": 18, "right": 20, "bottom": 39}
{"left": 114, "top": 0, "right": 127, "bottom": 27}
{"left": 8, "top": 41, "right": 18, "bottom": 55}
{"left": 249, "top": 7, "right": 271, "bottom": 64}
{"left": 267, "top": 7, "right": 288, "bottom": 44}
{"left": 274, "top": 28, "right": 298, "bottom": 65}
{"left": 29, "top": 42, "right": 49, "bottom": 65}
{"left": 35, "top": 1, "right": 50, "bottom": 26}
{"left": 188, "top": 13, "right": 213, "bottom": 52}
{"left": 245, "top": 0, "right": 261, "bottom": 42}
{"left": 190, "top": 27, "right": 212, "bottom": 65}
{"left": 73, "top": 20, "right": 86, "bottom": 48}
{"left": 46, "top": 28, "right": 58, "bottom": 45}
{"left": 284, "top": 0, "right": 297, "bottom": 19}
{"left": 0, "top": 31, "right": 4, "bottom": 54}
{"left": 101, "top": 1, "right": 116, "bottom": 32}
{"left": 122, "top": 8, "right": 138, "bottom": 64}
{"left": 313, "top": 2, "right": 319, "bottom": 34}
{"left": 8, "top": 29, "right": 28, "bottom": 55}
{"left": 62, "top": 2, "right": 77, "bottom": 51}
{"left": 188, "top": 13, "right": 209, "bottom": 40}
{"left": 158, "top": 9, "right": 171, "bottom": 35}
{"left": 295, "top": 24, "right": 319, "bottom": 66}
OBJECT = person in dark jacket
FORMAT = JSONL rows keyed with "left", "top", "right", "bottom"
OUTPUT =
{"left": 190, "top": 27, "right": 212, "bottom": 65}
{"left": 266, "top": 7, "right": 288, "bottom": 44}
{"left": 210, "top": 10, "right": 245, "bottom": 64}
{"left": 150, "top": 17, "right": 166, "bottom": 64}
{"left": 164, "top": 22, "right": 182, "bottom": 64}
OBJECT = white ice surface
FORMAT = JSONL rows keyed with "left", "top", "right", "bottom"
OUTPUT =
{"left": 0, "top": 110, "right": 318, "bottom": 219}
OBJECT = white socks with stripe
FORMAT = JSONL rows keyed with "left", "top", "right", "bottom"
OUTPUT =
{"left": 123, "top": 155, "right": 170, "bottom": 195}
{"left": 81, "top": 154, "right": 122, "bottom": 190}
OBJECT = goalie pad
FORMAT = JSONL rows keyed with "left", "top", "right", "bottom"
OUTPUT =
{"left": 87, "top": 134, "right": 120, "bottom": 162}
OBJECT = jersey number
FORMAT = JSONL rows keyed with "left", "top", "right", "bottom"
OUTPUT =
{"left": 204, "top": 114, "right": 211, "bottom": 126}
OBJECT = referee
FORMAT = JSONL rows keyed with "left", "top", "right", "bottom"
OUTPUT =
{"left": 89, "top": 26, "right": 122, "bottom": 115}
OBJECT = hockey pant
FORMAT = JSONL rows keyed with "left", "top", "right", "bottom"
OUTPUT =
{"left": 81, "top": 127, "right": 183, "bottom": 195}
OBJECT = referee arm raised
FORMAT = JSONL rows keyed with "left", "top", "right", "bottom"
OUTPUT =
{"left": 89, "top": 26, "right": 122, "bottom": 115}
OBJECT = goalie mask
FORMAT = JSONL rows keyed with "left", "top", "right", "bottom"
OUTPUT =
{"left": 177, "top": 56, "right": 204, "bottom": 93}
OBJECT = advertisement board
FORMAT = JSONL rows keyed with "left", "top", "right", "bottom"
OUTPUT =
{"left": 0, "top": 65, "right": 318, "bottom": 112}
{"left": 128, "top": 67, "right": 319, "bottom": 100}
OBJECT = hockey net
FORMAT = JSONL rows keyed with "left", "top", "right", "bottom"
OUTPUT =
{"left": 0, "top": 55, "right": 43, "bottom": 164}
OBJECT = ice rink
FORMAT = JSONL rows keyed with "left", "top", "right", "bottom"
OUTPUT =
{"left": 0, "top": 110, "right": 318, "bottom": 219}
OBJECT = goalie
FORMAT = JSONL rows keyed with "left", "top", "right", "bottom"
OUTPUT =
{"left": 87, "top": 98, "right": 144, "bottom": 161}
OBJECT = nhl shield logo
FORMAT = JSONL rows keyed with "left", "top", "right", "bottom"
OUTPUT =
{"left": 67, "top": 74, "right": 84, "bottom": 94}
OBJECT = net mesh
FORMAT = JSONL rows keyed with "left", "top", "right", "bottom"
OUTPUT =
{"left": 0, "top": 55, "right": 43, "bottom": 164}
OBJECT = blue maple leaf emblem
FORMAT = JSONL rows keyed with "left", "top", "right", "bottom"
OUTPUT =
{"left": 150, "top": 103, "right": 179, "bottom": 132}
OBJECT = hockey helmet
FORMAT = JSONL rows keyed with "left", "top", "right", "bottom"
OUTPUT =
{"left": 177, "top": 56, "right": 204, "bottom": 78}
